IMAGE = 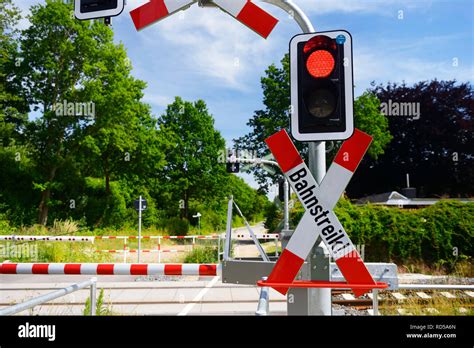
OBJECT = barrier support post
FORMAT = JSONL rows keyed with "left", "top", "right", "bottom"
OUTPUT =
{"left": 287, "top": 239, "right": 331, "bottom": 315}
{"left": 373, "top": 289, "right": 379, "bottom": 316}
{"left": 263, "top": 0, "right": 331, "bottom": 316}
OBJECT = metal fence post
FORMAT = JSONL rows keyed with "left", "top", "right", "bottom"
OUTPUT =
{"left": 255, "top": 277, "right": 269, "bottom": 316}
{"left": 217, "top": 235, "right": 221, "bottom": 262}
{"left": 90, "top": 277, "right": 97, "bottom": 316}
{"left": 0, "top": 278, "right": 98, "bottom": 316}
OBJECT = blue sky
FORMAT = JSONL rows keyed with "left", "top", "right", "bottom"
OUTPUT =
{"left": 15, "top": 0, "right": 474, "bottom": 194}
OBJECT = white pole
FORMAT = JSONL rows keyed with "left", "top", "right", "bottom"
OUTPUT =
{"left": 138, "top": 195, "right": 142, "bottom": 263}
{"left": 223, "top": 196, "right": 233, "bottom": 260}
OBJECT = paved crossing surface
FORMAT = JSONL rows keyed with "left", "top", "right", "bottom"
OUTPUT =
{"left": 0, "top": 274, "right": 287, "bottom": 315}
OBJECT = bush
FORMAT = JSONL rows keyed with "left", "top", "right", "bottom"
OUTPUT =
{"left": 0, "top": 219, "right": 15, "bottom": 235}
{"left": 289, "top": 198, "right": 473, "bottom": 272}
{"left": 165, "top": 217, "right": 189, "bottom": 236}
{"left": 184, "top": 246, "right": 218, "bottom": 263}
{"left": 264, "top": 202, "right": 282, "bottom": 232}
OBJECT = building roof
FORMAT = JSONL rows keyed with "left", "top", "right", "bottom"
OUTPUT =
{"left": 356, "top": 191, "right": 474, "bottom": 206}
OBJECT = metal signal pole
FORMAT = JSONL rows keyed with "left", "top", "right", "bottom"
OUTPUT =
{"left": 262, "top": 0, "right": 331, "bottom": 316}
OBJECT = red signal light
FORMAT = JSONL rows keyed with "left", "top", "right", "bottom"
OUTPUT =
{"left": 306, "top": 50, "right": 335, "bottom": 78}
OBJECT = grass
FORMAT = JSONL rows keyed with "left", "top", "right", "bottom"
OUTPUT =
{"left": 84, "top": 288, "right": 113, "bottom": 316}
{"left": 379, "top": 291, "right": 473, "bottom": 315}
{"left": 184, "top": 246, "right": 219, "bottom": 263}
{"left": 264, "top": 243, "right": 282, "bottom": 257}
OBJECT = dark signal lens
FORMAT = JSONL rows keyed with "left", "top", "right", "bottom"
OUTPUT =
{"left": 303, "top": 35, "right": 337, "bottom": 54}
{"left": 306, "top": 50, "right": 335, "bottom": 78}
{"left": 306, "top": 88, "right": 336, "bottom": 118}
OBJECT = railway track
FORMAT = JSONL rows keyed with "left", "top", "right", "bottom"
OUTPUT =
{"left": 332, "top": 289, "right": 474, "bottom": 314}
{"left": 1, "top": 283, "right": 472, "bottom": 315}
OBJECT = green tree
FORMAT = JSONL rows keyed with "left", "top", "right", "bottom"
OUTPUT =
{"left": 235, "top": 54, "right": 392, "bottom": 191}
{"left": 157, "top": 97, "right": 227, "bottom": 219}
{"left": 79, "top": 40, "right": 168, "bottom": 196}
{"left": 0, "top": 0, "right": 28, "bottom": 142}
{"left": 14, "top": 1, "right": 122, "bottom": 224}
{"left": 352, "top": 91, "right": 392, "bottom": 159}
{"left": 347, "top": 80, "right": 473, "bottom": 197}
{"left": 0, "top": 0, "right": 36, "bottom": 225}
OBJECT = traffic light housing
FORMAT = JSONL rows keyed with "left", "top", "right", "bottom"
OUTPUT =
{"left": 226, "top": 162, "right": 240, "bottom": 173}
{"left": 74, "top": 0, "right": 125, "bottom": 20}
{"left": 226, "top": 151, "right": 240, "bottom": 173}
{"left": 278, "top": 178, "right": 290, "bottom": 202}
{"left": 290, "top": 30, "right": 354, "bottom": 141}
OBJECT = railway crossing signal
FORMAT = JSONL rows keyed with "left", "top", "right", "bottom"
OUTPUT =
{"left": 226, "top": 151, "right": 240, "bottom": 173}
{"left": 278, "top": 177, "right": 290, "bottom": 202}
{"left": 290, "top": 30, "right": 354, "bottom": 141}
{"left": 265, "top": 128, "right": 375, "bottom": 297}
{"left": 226, "top": 162, "right": 240, "bottom": 173}
{"left": 134, "top": 197, "right": 148, "bottom": 211}
{"left": 74, "top": 0, "right": 125, "bottom": 20}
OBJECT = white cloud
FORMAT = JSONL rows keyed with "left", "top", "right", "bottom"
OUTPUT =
{"left": 134, "top": 3, "right": 282, "bottom": 90}
{"left": 354, "top": 45, "right": 473, "bottom": 92}
{"left": 296, "top": 0, "right": 433, "bottom": 16}
{"left": 142, "top": 93, "right": 173, "bottom": 108}
{"left": 14, "top": 0, "right": 38, "bottom": 29}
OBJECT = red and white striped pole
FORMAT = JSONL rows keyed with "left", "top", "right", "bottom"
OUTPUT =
{"left": 0, "top": 263, "right": 220, "bottom": 276}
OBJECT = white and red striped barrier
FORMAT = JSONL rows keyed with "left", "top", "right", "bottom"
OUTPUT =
{"left": 130, "top": 0, "right": 195, "bottom": 31}
{"left": 265, "top": 129, "right": 375, "bottom": 297}
{"left": 234, "top": 233, "right": 278, "bottom": 240}
{"left": 0, "top": 234, "right": 221, "bottom": 242}
{"left": 94, "top": 234, "right": 219, "bottom": 240}
{"left": 212, "top": 0, "right": 278, "bottom": 39}
{"left": 0, "top": 235, "right": 94, "bottom": 242}
{"left": 0, "top": 263, "right": 220, "bottom": 276}
{"left": 95, "top": 249, "right": 184, "bottom": 253}
{"left": 1, "top": 233, "right": 277, "bottom": 242}
{"left": 130, "top": 0, "right": 278, "bottom": 39}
